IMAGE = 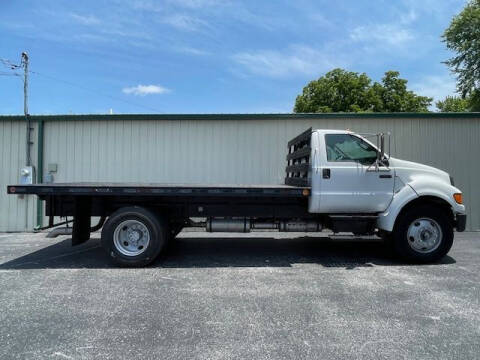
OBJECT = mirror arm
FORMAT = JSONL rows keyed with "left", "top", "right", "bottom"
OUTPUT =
{"left": 370, "top": 133, "right": 390, "bottom": 171}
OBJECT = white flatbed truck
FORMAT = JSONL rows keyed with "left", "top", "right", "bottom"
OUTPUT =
{"left": 7, "top": 128, "right": 466, "bottom": 266}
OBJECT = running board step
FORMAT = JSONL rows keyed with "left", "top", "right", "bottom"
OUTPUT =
{"left": 328, "top": 215, "right": 378, "bottom": 219}
{"left": 327, "top": 215, "right": 378, "bottom": 234}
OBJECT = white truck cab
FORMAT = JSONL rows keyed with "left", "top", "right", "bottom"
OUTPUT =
{"left": 306, "top": 129, "right": 466, "bottom": 262}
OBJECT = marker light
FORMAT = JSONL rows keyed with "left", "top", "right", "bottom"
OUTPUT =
{"left": 453, "top": 193, "right": 463, "bottom": 204}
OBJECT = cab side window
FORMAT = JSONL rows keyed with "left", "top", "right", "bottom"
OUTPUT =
{"left": 325, "top": 134, "right": 377, "bottom": 165}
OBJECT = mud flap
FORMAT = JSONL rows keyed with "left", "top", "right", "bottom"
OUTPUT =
{"left": 72, "top": 197, "right": 92, "bottom": 246}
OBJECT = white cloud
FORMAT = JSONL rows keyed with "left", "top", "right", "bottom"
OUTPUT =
{"left": 232, "top": 45, "right": 341, "bottom": 78}
{"left": 166, "top": 0, "right": 222, "bottom": 8}
{"left": 411, "top": 74, "right": 458, "bottom": 109}
{"left": 307, "top": 13, "right": 334, "bottom": 28}
{"left": 133, "top": 0, "right": 221, "bottom": 11}
{"left": 131, "top": 0, "right": 163, "bottom": 12}
{"left": 400, "top": 9, "right": 418, "bottom": 24}
{"left": 350, "top": 24, "right": 414, "bottom": 46}
{"left": 401, "top": 0, "right": 464, "bottom": 18}
{"left": 122, "top": 84, "right": 171, "bottom": 96}
{"left": 161, "top": 14, "right": 209, "bottom": 31}
{"left": 175, "top": 46, "right": 210, "bottom": 56}
{"left": 70, "top": 13, "right": 101, "bottom": 25}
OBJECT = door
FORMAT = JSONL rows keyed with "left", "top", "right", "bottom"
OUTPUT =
{"left": 318, "top": 133, "right": 394, "bottom": 213}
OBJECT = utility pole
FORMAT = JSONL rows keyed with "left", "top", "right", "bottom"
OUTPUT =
{"left": 22, "top": 52, "right": 28, "bottom": 116}
{"left": 21, "top": 52, "right": 32, "bottom": 166}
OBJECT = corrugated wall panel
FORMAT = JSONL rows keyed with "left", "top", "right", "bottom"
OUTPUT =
{"left": 2, "top": 115, "right": 479, "bottom": 231}
{"left": 0, "top": 120, "right": 37, "bottom": 232}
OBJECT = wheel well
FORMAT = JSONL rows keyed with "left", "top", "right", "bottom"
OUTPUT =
{"left": 396, "top": 196, "right": 454, "bottom": 227}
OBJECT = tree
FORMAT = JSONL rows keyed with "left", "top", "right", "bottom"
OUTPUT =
{"left": 372, "top": 71, "right": 432, "bottom": 112}
{"left": 293, "top": 69, "right": 380, "bottom": 113}
{"left": 294, "top": 69, "right": 432, "bottom": 113}
{"left": 436, "top": 96, "right": 470, "bottom": 112}
{"left": 443, "top": 0, "right": 480, "bottom": 110}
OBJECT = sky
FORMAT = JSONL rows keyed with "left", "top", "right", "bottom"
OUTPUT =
{"left": 0, "top": 0, "right": 468, "bottom": 115}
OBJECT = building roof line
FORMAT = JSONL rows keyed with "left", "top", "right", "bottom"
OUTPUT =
{"left": 0, "top": 112, "right": 479, "bottom": 122}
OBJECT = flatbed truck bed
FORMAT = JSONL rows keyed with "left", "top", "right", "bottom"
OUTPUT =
{"left": 8, "top": 183, "right": 308, "bottom": 198}
{"left": 8, "top": 182, "right": 312, "bottom": 227}
{"left": 7, "top": 182, "right": 313, "bottom": 239}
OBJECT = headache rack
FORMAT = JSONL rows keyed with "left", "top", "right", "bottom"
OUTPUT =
{"left": 285, "top": 128, "right": 312, "bottom": 187}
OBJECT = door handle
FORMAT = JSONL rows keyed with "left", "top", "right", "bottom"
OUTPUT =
{"left": 322, "top": 168, "right": 331, "bottom": 179}
{"left": 379, "top": 174, "right": 392, "bottom": 178}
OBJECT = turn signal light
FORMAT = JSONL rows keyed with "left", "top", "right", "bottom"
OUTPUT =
{"left": 453, "top": 193, "right": 463, "bottom": 204}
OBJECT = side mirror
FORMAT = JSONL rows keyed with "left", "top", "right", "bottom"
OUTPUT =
{"left": 380, "top": 133, "right": 385, "bottom": 160}
{"left": 377, "top": 133, "right": 385, "bottom": 162}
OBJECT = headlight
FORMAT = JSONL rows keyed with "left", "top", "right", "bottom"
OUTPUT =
{"left": 449, "top": 176, "right": 455, "bottom": 186}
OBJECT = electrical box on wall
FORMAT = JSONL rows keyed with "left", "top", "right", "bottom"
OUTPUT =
{"left": 20, "top": 166, "right": 35, "bottom": 185}
{"left": 48, "top": 163, "right": 57, "bottom": 173}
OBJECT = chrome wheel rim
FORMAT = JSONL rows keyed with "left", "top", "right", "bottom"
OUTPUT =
{"left": 113, "top": 220, "right": 150, "bottom": 257}
{"left": 407, "top": 217, "right": 442, "bottom": 254}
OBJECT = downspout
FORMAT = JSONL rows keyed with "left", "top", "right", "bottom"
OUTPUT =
{"left": 35, "top": 118, "right": 44, "bottom": 229}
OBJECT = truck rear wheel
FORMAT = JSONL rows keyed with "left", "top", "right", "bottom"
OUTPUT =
{"left": 101, "top": 206, "right": 168, "bottom": 267}
{"left": 393, "top": 205, "right": 453, "bottom": 263}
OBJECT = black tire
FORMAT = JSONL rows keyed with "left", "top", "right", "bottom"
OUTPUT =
{"left": 392, "top": 205, "right": 453, "bottom": 263}
{"left": 101, "top": 206, "right": 168, "bottom": 267}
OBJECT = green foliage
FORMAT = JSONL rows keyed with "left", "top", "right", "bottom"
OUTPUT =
{"left": 436, "top": 96, "right": 470, "bottom": 112}
{"left": 373, "top": 71, "right": 432, "bottom": 112}
{"left": 294, "top": 69, "right": 432, "bottom": 113}
{"left": 293, "top": 69, "right": 378, "bottom": 113}
{"left": 443, "top": 0, "right": 480, "bottom": 99}
{"left": 469, "top": 90, "right": 480, "bottom": 111}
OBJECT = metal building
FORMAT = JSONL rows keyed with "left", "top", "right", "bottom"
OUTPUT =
{"left": 1, "top": 113, "right": 479, "bottom": 232}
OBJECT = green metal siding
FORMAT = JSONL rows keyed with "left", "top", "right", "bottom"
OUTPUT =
{"left": 0, "top": 119, "right": 37, "bottom": 231}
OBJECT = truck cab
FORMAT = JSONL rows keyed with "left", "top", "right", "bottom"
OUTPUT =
{"left": 306, "top": 129, "right": 465, "bottom": 225}
{"left": 302, "top": 129, "right": 466, "bottom": 262}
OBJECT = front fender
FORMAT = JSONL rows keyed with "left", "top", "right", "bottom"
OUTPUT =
{"left": 377, "top": 184, "right": 418, "bottom": 232}
{"left": 408, "top": 177, "right": 465, "bottom": 215}
{"left": 377, "top": 177, "right": 465, "bottom": 232}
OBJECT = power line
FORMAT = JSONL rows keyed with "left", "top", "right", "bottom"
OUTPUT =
{"left": 0, "top": 57, "right": 21, "bottom": 69}
{"left": 1, "top": 57, "right": 22, "bottom": 79}
{"left": 2, "top": 54, "right": 165, "bottom": 113}
{"left": 0, "top": 71, "right": 21, "bottom": 76}
{"left": 29, "top": 70, "right": 164, "bottom": 113}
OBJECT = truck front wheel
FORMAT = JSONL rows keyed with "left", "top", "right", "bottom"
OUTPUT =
{"left": 101, "top": 206, "right": 168, "bottom": 267}
{"left": 393, "top": 205, "right": 454, "bottom": 263}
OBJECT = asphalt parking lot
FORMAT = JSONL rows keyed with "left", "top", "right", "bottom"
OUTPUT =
{"left": 0, "top": 231, "right": 478, "bottom": 360}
